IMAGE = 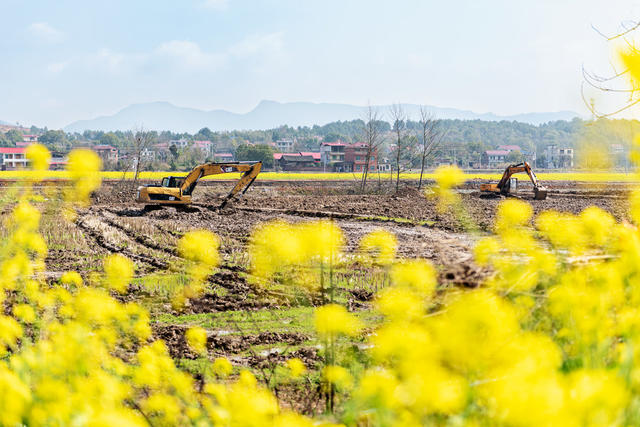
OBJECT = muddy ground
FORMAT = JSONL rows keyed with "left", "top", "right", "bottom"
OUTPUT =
{"left": 31, "top": 178, "right": 632, "bottom": 412}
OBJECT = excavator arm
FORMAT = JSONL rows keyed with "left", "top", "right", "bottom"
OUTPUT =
{"left": 136, "top": 161, "right": 262, "bottom": 206}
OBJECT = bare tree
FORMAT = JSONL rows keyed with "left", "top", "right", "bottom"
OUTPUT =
{"left": 360, "top": 105, "right": 384, "bottom": 192}
{"left": 416, "top": 106, "right": 446, "bottom": 189}
{"left": 128, "top": 127, "right": 156, "bottom": 185}
{"left": 389, "top": 104, "right": 407, "bottom": 192}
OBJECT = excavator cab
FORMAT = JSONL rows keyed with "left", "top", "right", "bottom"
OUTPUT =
{"left": 161, "top": 176, "right": 184, "bottom": 188}
{"left": 480, "top": 162, "right": 547, "bottom": 200}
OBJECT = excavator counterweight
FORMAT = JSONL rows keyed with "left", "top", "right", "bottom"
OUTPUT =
{"left": 136, "top": 161, "right": 262, "bottom": 208}
{"left": 480, "top": 162, "right": 547, "bottom": 200}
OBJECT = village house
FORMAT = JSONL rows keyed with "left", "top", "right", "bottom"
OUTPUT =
{"left": 482, "top": 150, "right": 509, "bottom": 168}
{"left": 0, "top": 147, "right": 28, "bottom": 170}
{"left": 378, "top": 157, "right": 392, "bottom": 172}
{"left": 320, "top": 142, "right": 347, "bottom": 171}
{"left": 275, "top": 138, "right": 295, "bottom": 153}
{"left": 193, "top": 140, "right": 213, "bottom": 156}
{"left": 497, "top": 144, "right": 522, "bottom": 152}
{"left": 141, "top": 147, "right": 156, "bottom": 161}
{"left": 344, "top": 142, "right": 378, "bottom": 173}
{"left": 544, "top": 144, "right": 574, "bottom": 168}
{"left": 49, "top": 155, "right": 67, "bottom": 170}
{"left": 92, "top": 145, "right": 119, "bottom": 164}
{"left": 273, "top": 152, "right": 321, "bottom": 171}
{"left": 169, "top": 139, "right": 190, "bottom": 150}
{"left": 213, "top": 152, "right": 234, "bottom": 162}
{"left": 150, "top": 143, "right": 170, "bottom": 162}
{"left": 22, "top": 134, "right": 38, "bottom": 143}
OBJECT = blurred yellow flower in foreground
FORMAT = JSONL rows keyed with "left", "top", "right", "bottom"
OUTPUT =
{"left": 25, "top": 144, "right": 51, "bottom": 172}
{"left": 314, "top": 304, "right": 363, "bottom": 339}
{"left": 103, "top": 254, "right": 133, "bottom": 293}
{"left": 286, "top": 358, "right": 307, "bottom": 378}
{"left": 185, "top": 326, "right": 207, "bottom": 355}
{"left": 66, "top": 148, "right": 102, "bottom": 204}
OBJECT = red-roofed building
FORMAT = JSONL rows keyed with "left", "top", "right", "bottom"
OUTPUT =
{"left": 213, "top": 152, "right": 234, "bottom": 162}
{"left": 482, "top": 150, "right": 510, "bottom": 168}
{"left": 93, "top": 145, "right": 118, "bottom": 164}
{"left": 344, "top": 142, "right": 378, "bottom": 173}
{"left": 194, "top": 140, "right": 213, "bottom": 156}
{"left": 299, "top": 152, "right": 321, "bottom": 161}
{"left": 0, "top": 147, "right": 27, "bottom": 169}
{"left": 497, "top": 144, "right": 522, "bottom": 152}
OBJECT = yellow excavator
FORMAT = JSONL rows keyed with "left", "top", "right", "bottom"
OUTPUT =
{"left": 480, "top": 162, "right": 547, "bottom": 200}
{"left": 136, "top": 161, "right": 262, "bottom": 208}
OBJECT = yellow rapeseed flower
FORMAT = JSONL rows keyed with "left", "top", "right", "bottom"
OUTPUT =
{"left": 434, "top": 165, "right": 466, "bottom": 190}
{"left": 103, "top": 254, "right": 134, "bottom": 293}
{"left": 322, "top": 365, "right": 352, "bottom": 389}
{"left": 494, "top": 198, "right": 532, "bottom": 233}
{"left": 177, "top": 230, "right": 220, "bottom": 267}
{"left": 359, "top": 229, "right": 397, "bottom": 265}
{"left": 285, "top": 358, "right": 306, "bottom": 378}
{"left": 60, "top": 271, "right": 83, "bottom": 287}
{"left": 299, "top": 220, "right": 344, "bottom": 262}
{"left": 213, "top": 357, "right": 233, "bottom": 378}
{"left": 25, "top": 143, "right": 51, "bottom": 172}
{"left": 185, "top": 326, "right": 207, "bottom": 355}
{"left": 314, "top": 304, "right": 363, "bottom": 339}
{"left": 390, "top": 259, "right": 436, "bottom": 297}
{"left": 13, "top": 304, "right": 36, "bottom": 323}
{"left": 620, "top": 46, "right": 640, "bottom": 91}
{"left": 66, "top": 148, "right": 102, "bottom": 204}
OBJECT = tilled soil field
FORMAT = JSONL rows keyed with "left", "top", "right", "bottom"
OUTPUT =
{"left": 31, "top": 178, "right": 632, "bottom": 407}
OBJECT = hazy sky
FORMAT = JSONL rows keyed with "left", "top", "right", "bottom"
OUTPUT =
{"left": 2, "top": 0, "right": 640, "bottom": 128}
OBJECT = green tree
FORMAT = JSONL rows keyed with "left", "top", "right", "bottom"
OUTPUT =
{"left": 37, "top": 130, "right": 70, "bottom": 151}
{"left": 194, "top": 127, "right": 214, "bottom": 141}
{"left": 99, "top": 132, "right": 120, "bottom": 147}
{"left": 235, "top": 144, "right": 275, "bottom": 168}
{"left": 506, "top": 150, "right": 524, "bottom": 164}
{"left": 5, "top": 130, "right": 23, "bottom": 145}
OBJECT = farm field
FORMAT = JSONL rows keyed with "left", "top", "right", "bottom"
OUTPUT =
{"left": 18, "top": 177, "right": 629, "bottom": 415}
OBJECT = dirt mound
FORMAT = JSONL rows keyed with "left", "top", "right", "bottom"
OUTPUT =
{"left": 153, "top": 324, "right": 309, "bottom": 359}
{"left": 244, "top": 347, "right": 321, "bottom": 370}
{"left": 439, "top": 261, "right": 490, "bottom": 288}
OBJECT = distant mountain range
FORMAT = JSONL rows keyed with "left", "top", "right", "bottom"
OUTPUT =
{"left": 64, "top": 100, "right": 581, "bottom": 133}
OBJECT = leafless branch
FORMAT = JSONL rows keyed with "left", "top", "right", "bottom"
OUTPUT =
{"left": 592, "top": 20, "right": 640, "bottom": 41}
{"left": 389, "top": 104, "right": 408, "bottom": 192}
{"left": 416, "top": 106, "right": 446, "bottom": 189}
{"left": 359, "top": 104, "right": 384, "bottom": 192}
{"left": 583, "top": 21, "right": 640, "bottom": 118}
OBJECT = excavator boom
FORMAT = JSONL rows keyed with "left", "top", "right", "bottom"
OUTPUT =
{"left": 480, "top": 162, "right": 547, "bottom": 200}
{"left": 136, "top": 161, "right": 262, "bottom": 207}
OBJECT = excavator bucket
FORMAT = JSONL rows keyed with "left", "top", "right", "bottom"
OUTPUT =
{"left": 534, "top": 187, "right": 548, "bottom": 200}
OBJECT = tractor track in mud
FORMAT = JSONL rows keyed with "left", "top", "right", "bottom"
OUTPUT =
{"left": 98, "top": 209, "right": 180, "bottom": 258}
{"left": 75, "top": 212, "right": 170, "bottom": 270}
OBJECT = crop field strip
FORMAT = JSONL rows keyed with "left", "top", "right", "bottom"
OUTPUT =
{"left": 0, "top": 170, "right": 640, "bottom": 182}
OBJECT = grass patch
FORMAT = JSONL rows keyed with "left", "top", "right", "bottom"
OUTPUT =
{"left": 153, "top": 306, "right": 382, "bottom": 336}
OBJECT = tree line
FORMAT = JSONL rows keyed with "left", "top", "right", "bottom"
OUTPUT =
{"left": 4, "top": 116, "right": 638, "bottom": 174}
